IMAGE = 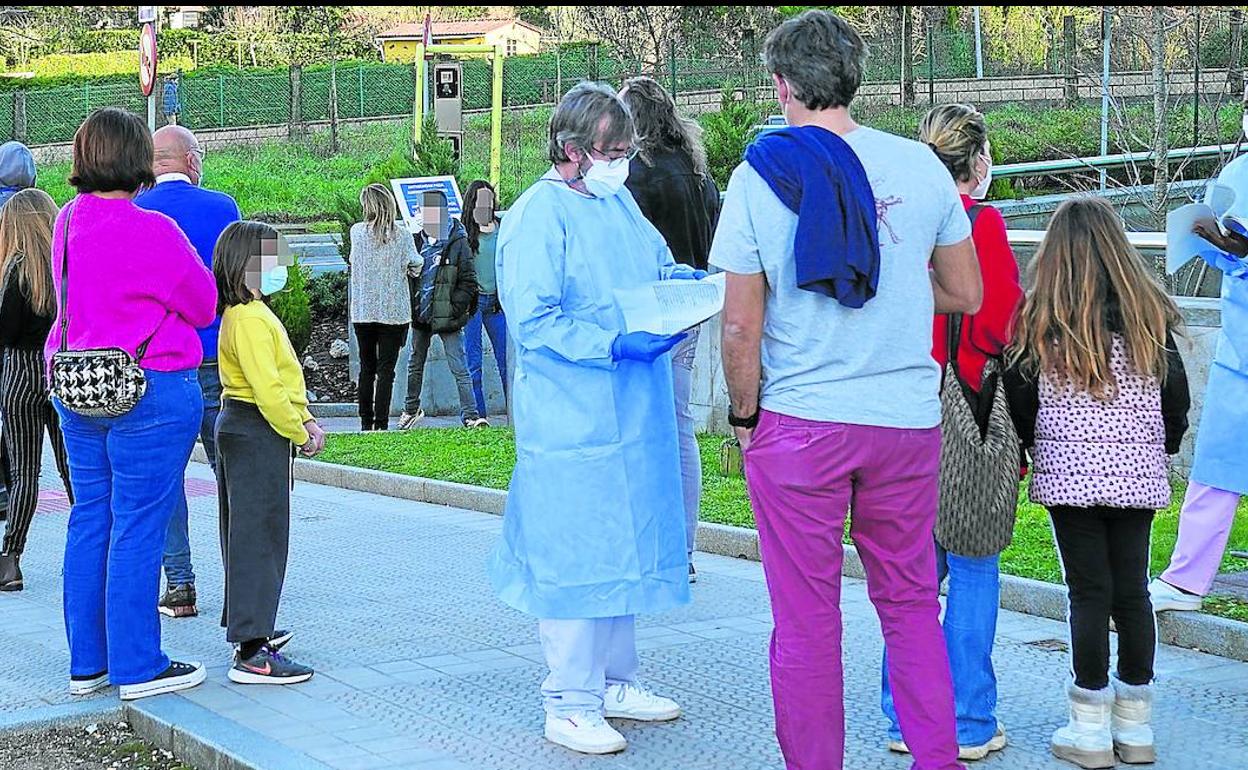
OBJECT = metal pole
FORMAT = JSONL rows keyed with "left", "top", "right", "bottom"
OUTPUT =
{"left": 148, "top": 93, "right": 155, "bottom": 131}
{"left": 927, "top": 21, "right": 935, "bottom": 105}
{"left": 491, "top": 46, "right": 503, "bottom": 190}
{"left": 414, "top": 44, "right": 427, "bottom": 144}
{"left": 974, "top": 6, "right": 984, "bottom": 79}
{"left": 1100, "top": 7, "right": 1113, "bottom": 192}
{"left": 1194, "top": 8, "right": 1201, "bottom": 147}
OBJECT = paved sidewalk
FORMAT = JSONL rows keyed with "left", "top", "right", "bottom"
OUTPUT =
{"left": 3, "top": 460, "right": 1247, "bottom": 769}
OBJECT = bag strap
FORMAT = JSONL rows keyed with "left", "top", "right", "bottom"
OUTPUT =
{"left": 967, "top": 203, "right": 986, "bottom": 229}
{"left": 56, "top": 201, "right": 162, "bottom": 363}
{"left": 56, "top": 204, "right": 72, "bottom": 354}
{"left": 946, "top": 312, "right": 965, "bottom": 386}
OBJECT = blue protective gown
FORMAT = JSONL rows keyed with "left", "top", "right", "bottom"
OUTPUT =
{"left": 487, "top": 168, "right": 694, "bottom": 619}
{"left": 1190, "top": 154, "right": 1248, "bottom": 496}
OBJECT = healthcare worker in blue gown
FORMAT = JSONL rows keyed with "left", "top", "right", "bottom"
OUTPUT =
{"left": 488, "top": 82, "right": 702, "bottom": 756}
{"left": 1150, "top": 151, "right": 1248, "bottom": 611}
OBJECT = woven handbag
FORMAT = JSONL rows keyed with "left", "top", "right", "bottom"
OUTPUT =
{"left": 934, "top": 312, "right": 1021, "bottom": 557}
{"left": 49, "top": 205, "right": 158, "bottom": 418}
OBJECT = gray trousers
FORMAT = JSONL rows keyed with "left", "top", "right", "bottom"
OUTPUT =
{"left": 215, "top": 400, "right": 291, "bottom": 644}
{"left": 671, "top": 327, "right": 702, "bottom": 554}
{"left": 405, "top": 323, "right": 480, "bottom": 422}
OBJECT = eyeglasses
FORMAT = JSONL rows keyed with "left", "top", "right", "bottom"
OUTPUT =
{"left": 589, "top": 144, "right": 639, "bottom": 163}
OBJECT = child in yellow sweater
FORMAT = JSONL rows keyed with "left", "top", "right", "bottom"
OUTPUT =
{"left": 213, "top": 221, "right": 324, "bottom": 685}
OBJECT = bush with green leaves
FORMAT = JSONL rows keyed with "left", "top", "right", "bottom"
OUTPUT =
{"left": 307, "top": 271, "right": 349, "bottom": 318}
{"left": 270, "top": 259, "right": 312, "bottom": 358}
{"left": 700, "top": 89, "right": 768, "bottom": 190}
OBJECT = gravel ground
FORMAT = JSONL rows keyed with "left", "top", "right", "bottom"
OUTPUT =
{"left": 0, "top": 719, "right": 195, "bottom": 770}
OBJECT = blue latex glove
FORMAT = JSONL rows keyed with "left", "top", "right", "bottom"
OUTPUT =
{"left": 670, "top": 269, "right": 709, "bottom": 280}
{"left": 612, "top": 331, "right": 687, "bottom": 363}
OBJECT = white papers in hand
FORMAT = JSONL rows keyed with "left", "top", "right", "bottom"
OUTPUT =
{"left": 1166, "top": 203, "right": 1218, "bottom": 275}
{"left": 614, "top": 273, "right": 727, "bottom": 335}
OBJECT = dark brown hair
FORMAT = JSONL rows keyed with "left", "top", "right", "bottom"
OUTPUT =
{"left": 621, "top": 76, "right": 708, "bottom": 177}
{"left": 214, "top": 220, "right": 278, "bottom": 314}
{"left": 69, "top": 108, "right": 156, "bottom": 194}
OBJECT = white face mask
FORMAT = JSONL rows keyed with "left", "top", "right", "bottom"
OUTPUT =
{"left": 970, "top": 152, "right": 993, "bottom": 200}
{"left": 581, "top": 155, "right": 630, "bottom": 199}
{"left": 1241, "top": 110, "right": 1248, "bottom": 139}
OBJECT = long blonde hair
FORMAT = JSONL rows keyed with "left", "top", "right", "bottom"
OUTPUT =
{"left": 1008, "top": 196, "right": 1180, "bottom": 398}
{"left": 360, "top": 183, "right": 398, "bottom": 243}
{"left": 0, "top": 188, "right": 58, "bottom": 317}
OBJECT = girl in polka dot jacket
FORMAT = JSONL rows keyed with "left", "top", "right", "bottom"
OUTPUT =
{"left": 1003, "top": 197, "right": 1190, "bottom": 770}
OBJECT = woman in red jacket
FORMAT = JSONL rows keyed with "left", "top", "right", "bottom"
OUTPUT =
{"left": 880, "top": 103, "right": 1023, "bottom": 762}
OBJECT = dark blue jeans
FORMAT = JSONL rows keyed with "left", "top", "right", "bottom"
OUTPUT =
{"left": 56, "top": 369, "right": 202, "bottom": 684}
{"left": 161, "top": 361, "right": 221, "bottom": 586}
{"left": 463, "top": 293, "right": 507, "bottom": 418}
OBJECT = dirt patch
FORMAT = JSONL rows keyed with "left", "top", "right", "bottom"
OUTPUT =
{"left": 304, "top": 313, "right": 356, "bottom": 405}
{"left": 0, "top": 719, "right": 195, "bottom": 770}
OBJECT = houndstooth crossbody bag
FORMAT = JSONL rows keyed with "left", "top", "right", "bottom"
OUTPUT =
{"left": 49, "top": 204, "right": 160, "bottom": 418}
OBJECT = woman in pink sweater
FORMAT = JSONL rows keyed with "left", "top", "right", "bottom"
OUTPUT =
{"left": 50, "top": 108, "right": 217, "bottom": 702}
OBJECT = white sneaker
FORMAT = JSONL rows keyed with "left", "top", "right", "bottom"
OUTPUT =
{"left": 69, "top": 671, "right": 110, "bottom": 696}
{"left": 544, "top": 711, "right": 627, "bottom": 754}
{"left": 119, "top": 661, "right": 206, "bottom": 701}
{"left": 1148, "top": 578, "right": 1202, "bottom": 612}
{"left": 604, "top": 682, "right": 681, "bottom": 722}
{"left": 397, "top": 410, "right": 425, "bottom": 430}
{"left": 887, "top": 724, "right": 1006, "bottom": 761}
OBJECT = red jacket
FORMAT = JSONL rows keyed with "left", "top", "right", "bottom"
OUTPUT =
{"left": 933, "top": 195, "right": 1022, "bottom": 392}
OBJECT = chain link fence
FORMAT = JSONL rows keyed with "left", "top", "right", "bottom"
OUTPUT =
{"left": 6, "top": 7, "right": 1248, "bottom": 218}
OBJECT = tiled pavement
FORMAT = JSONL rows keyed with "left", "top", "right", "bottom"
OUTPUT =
{"left": 2, "top": 459, "right": 1247, "bottom": 769}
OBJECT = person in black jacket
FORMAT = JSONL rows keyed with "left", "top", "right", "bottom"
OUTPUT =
{"left": 620, "top": 76, "right": 720, "bottom": 582}
{"left": 399, "top": 190, "right": 483, "bottom": 429}
{"left": 0, "top": 189, "right": 73, "bottom": 591}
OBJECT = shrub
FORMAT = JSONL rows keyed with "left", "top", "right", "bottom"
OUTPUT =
{"left": 270, "top": 258, "right": 312, "bottom": 358}
{"left": 307, "top": 271, "right": 349, "bottom": 318}
{"left": 700, "top": 89, "right": 768, "bottom": 189}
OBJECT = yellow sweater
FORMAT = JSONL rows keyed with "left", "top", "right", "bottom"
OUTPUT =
{"left": 218, "top": 300, "right": 313, "bottom": 445}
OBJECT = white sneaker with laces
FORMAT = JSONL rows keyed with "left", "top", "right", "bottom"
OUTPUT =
{"left": 604, "top": 682, "right": 681, "bottom": 722}
{"left": 397, "top": 409, "right": 425, "bottom": 431}
{"left": 1148, "top": 578, "right": 1202, "bottom": 612}
{"left": 544, "top": 711, "right": 627, "bottom": 754}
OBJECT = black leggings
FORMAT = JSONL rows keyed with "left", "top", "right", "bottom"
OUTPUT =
{"left": 354, "top": 323, "right": 408, "bottom": 430}
{"left": 1049, "top": 506, "right": 1155, "bottom": 689}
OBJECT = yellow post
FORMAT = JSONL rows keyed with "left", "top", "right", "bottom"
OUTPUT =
{"left": 491, "top": 46, "right": 503, "bottom": 191}
{"left": 413, "top": 43, "right": 426, "bottom": 145}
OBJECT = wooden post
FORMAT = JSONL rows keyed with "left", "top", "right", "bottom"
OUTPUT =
{"left": 900, "top": 7, "right": 914, "bottom": 106}
{"left": 1063, "top": 15, "right": 1078, "bottom": 107}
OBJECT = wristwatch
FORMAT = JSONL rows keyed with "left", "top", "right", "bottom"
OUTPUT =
{"left": 728, "top": 407, "right": 760, "bottom": 429}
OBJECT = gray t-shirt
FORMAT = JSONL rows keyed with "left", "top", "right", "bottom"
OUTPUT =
{"left": 709, "top": 126, "right": 971, "bottom": 429}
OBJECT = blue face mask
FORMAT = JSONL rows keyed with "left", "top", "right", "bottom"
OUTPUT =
{"left": 260, "top": 265, "right": 288, "bottom": 296}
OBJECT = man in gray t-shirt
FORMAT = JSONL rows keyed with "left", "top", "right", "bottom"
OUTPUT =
{"left": 711, "top": 11, "right": 981, "bottom": 770}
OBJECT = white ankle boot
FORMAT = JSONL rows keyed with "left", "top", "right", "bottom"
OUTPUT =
{"left": 1110, "top": 677, "right": 1155, "bottom": 765}
{"left": 1051, "top": 683, "right": 1116, "bottom": 769}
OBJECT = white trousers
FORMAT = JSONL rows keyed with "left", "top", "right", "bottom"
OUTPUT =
{"left": 539, "top": 615, "right": 638, "bottom": 716}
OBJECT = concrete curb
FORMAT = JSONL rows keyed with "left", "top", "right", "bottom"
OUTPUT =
{"left": 126, "top": 697, "right": 334, "bottom": 770}
{"left": 0, "top": 702, "right": 120, "bottom": 734}
{"left": 188, "top": 448, "right": 1248, "bottom": 663}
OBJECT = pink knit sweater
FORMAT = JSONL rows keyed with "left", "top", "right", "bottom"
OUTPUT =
{"left": 45, "top": 194, "right": 217, "bottom": 373}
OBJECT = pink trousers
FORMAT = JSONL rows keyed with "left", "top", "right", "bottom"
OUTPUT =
{"left": 1161, "top": 481, "right": 1242, "bottom": 595}
{"left": 745, "top": 411, "right": 962, "bottom": 770}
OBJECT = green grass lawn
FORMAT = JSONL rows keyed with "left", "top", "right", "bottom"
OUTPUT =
{"left": 319, "top": 429, "right": 1248, "bottom": 622}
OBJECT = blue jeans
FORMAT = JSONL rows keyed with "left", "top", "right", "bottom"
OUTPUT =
{"left": 881, "top": 544, "right": 1001, "bottom": 746}
{"left": 162, "top": 362, "right": 221, "bottom": 586}
{"left": 464, "top": 293, "right": 508, "bottom": 418}
{"left": 56, "top": 369, "right": 202, "bottom": 684}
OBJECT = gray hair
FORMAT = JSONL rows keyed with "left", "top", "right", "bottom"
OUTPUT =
{"left": 547, "top": 81, "right": 638, "bottom": 165}
{"left": 763, "top": 10, "right": 867, "bottom": 111}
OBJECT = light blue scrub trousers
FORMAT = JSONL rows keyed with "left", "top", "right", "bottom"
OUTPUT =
{"left": 539, "top": 616, "right": 639, "bottom": 717}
